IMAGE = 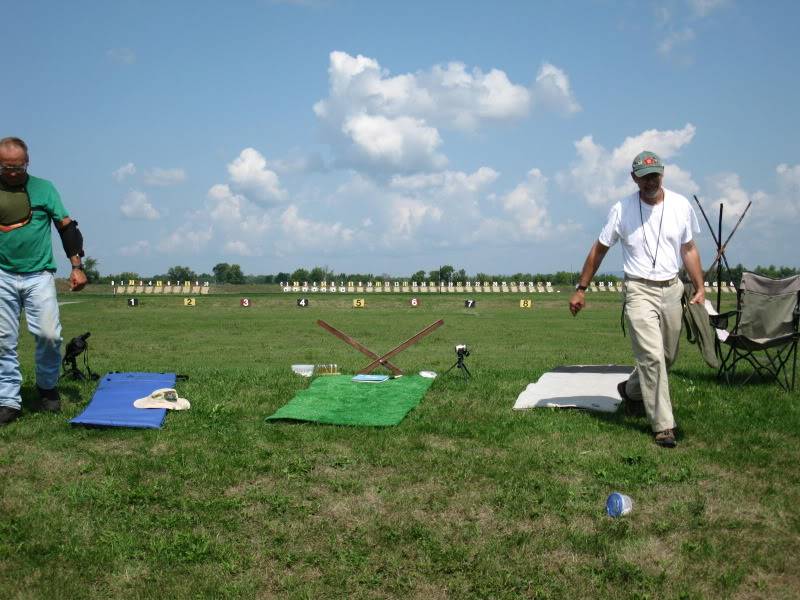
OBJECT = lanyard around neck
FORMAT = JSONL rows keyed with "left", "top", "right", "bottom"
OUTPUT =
{"left": 639, "top": 194, "right": 665, "bottom": 269}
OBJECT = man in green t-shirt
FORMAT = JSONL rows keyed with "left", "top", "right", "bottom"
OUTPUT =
{"left": 0, "top": 137, "right": 88, "bottom": 426}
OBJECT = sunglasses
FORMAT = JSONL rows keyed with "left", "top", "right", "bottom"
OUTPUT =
{"left": 0, "top": 163, "right": 28, "bottom": 174}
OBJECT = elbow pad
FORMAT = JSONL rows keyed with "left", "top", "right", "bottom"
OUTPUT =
{"left": 59, "top": 220, "right": 85, "bottom": 259}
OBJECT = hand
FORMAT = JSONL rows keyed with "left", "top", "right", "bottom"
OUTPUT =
{"left": 689, "top": 288, "right": 705, "bottom": 305}
{"left": 569, "top": 291, "right": 586, "bottom": 316}
{"left": 70, "top": 268, "right": 87, "bottom": 291}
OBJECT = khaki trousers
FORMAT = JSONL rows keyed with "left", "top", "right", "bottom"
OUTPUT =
{"left": 622, "top": 278, "right": 684, "bottom": 432}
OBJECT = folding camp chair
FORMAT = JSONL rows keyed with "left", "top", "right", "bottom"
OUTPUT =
{"left": 711, "top": 272, "right": 800, "bottom": 391}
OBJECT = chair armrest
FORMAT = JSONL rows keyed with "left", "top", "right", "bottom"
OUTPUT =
{"left": 709, "top": 310, "right": 737, "bottom": 330}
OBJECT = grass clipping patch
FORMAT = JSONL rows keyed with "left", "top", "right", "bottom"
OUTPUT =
{"left": 266, "top": 374, "right": 434, "bottom": 427}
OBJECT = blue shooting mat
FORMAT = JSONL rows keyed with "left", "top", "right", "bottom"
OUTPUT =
{"left": 70, "top": 372, "right": 177, "bottom": 429}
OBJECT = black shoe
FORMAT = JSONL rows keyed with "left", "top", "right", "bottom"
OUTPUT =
{"left": 36, "top": 386, "right": 61, "bottom": 413}
{"left": 618, "top": 380, "right": 645, "bottom": 417}
{"left": 0, "top": 406, "right": 21, "bottom": 426}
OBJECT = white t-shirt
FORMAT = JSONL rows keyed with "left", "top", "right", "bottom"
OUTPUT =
{"left": 598, "top": 188, "right": 700, "bottom": 281}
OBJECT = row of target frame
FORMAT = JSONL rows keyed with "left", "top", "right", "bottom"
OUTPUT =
{"left": 284, "top": 282, "right": 571, "bottom": 293}
{"left": 112, "top": 281, "right": 211, "bottom": 295}
{"left": 283, "top": 282, "right": 627, "bottom": 293}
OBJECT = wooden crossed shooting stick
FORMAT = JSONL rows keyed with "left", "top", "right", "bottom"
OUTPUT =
{"left": 317, "top": 319, "right": 444, "bottom": 375}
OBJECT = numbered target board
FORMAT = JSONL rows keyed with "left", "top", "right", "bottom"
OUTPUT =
{"left": 352, "top": 298, "right": 366, "bottom": 308}
{"left": 240, "top": 298, "right": 250, "bottom": 307}
{"left": 519, "top": 299, "right": 533, "bottom": 309}
{"left": 464, "top": 299, "right": 476, "bottom": 308}
{"left": 184, "top": 298, "right": 196, "bottom": 306}
{"left": 297, "top": 298, "right": 309, "bottom": 307}
{"left": 127, "top": 298, "right": 139, "bottom": 307}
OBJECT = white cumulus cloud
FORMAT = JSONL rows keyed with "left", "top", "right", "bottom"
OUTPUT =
{"left": 498, "top": 168, "right": 553, "bottom": 238}
{"left": 207, "top": 184, "right": 245, "bottom": 224}
{"left": 533, "top": 63, "right": 581, "bottom": 114}
{"left": 341, "top": 113, "right": 446, "bottom": 171}
{"left": 227, "top": 148, "right": 287, "bottom": 204}
{"left": 314, "top": 51, "right": 578, "bottom": 172}
{"left": 559, "top": 124, "right": 698, "bottom": 206}
{"left": 112, "top": 162, "right": 136, "bottom": 182}
{"left": 390, "top": 167, "right": 499, "bottom": 194}
{"left": 120, "top": 190, "right": 160, "bottom": 220}
{"left": 705, "top": 173, "right": 764, "bottom": 223}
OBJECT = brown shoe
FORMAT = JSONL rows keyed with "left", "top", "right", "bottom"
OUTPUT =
{"left": 618, "top": 380, "right": 645, "bottom": 417}
{"left": 0, "top": 406, "right": 21, "bottom": 426}
{"left": 654, "top": 429, "right": 677, "bottom": 448}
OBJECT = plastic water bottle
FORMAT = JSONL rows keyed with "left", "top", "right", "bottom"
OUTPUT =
{"left": 606, "top": 492, "right": 634, "bottom": 517}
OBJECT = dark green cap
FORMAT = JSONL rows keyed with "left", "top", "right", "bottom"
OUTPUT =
{"left": 631, "top": 151, "right": 664, "bottom": 177}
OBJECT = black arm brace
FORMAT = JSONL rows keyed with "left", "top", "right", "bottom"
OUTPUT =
{"left": 58, "top": 220, "right": 85, "bottom": 259}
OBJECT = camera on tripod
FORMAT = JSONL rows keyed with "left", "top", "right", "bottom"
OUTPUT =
{"left": 444, "top": 344, "right": 471, "bottom": 380}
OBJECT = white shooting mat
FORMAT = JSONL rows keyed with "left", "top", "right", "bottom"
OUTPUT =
{"left": 513, "top": 365, "right": 634, "bottom": 413}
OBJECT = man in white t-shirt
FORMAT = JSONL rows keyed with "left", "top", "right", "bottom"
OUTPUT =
{"left": 568, "top": 151, "right": 705, "bottom": 448}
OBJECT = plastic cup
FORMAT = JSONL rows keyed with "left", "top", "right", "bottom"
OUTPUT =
{"left": 606, "top": 492, "right": 634, "bottom": 517}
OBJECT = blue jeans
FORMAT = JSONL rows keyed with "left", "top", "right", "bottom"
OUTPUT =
{"left": 0, "top": 269, "right": 62, "bottom": 410}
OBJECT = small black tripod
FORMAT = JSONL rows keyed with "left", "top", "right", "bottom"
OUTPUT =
{"left": 60, "top": 332, "right": 99, "bottom": 381}
{"left": 443, "top": 347, "right": 471, "bottom": 380}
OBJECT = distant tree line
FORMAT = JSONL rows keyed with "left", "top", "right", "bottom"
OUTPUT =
{"left": 79, "top": 259, "right": 800, "bottom": 286}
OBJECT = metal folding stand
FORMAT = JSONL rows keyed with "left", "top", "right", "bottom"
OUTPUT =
{"left": 317, "top": 319, "right": 444, "bottom": 375}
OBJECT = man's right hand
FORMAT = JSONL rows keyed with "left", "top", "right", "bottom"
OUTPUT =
{"left": 569, "top": 291, "right": 586, "bottom": 316}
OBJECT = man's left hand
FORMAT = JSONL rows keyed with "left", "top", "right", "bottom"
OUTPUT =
{"left": 70, "top": 268, "right": 87, "bottom": 291}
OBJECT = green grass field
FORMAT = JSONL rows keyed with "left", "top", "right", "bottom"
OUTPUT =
{"left": 1, "top": 289, "right": 799, "bottom": 599}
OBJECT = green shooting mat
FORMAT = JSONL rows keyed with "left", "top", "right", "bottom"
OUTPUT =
{"left": 266, "top": 375, "right": 433, "bottom": 427}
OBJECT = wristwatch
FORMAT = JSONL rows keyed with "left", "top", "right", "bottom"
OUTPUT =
{"left": 72, "top": 264, "right": 85, "bottom": 271}
{"left": 575, "top": 283, "right": 588, "bottom": 291}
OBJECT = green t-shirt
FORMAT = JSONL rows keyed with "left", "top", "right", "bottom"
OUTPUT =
{"left": 0, "top": 175, "right": 68, "bottom": 273}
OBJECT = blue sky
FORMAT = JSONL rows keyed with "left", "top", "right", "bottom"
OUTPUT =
{"left": 7, "top": 0, "right": 799, "bottom": 278}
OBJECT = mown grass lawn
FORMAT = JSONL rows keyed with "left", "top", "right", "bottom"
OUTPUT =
{"left": 1, "top": 290, "right": 798, "bottom": 599}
